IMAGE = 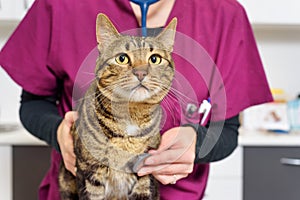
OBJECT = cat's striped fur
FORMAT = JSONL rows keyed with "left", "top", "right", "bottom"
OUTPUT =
{"left": 59, "top": 14, "right": 177, "bottom": 200}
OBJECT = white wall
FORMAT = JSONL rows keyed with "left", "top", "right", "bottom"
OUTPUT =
{"left": 0, "top": 23, "right": 21, "bottom": 123}
{"left": 253, "top": 26, "right": 300, "bottom": 99}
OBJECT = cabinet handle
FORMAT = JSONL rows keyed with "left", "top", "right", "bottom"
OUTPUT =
{"left": 280, "top": 158, "right": 300, "bottom": 166}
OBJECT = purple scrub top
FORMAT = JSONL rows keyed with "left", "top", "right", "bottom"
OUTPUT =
{"left": 0, "top": 0, "right": 272, "bottom": 199}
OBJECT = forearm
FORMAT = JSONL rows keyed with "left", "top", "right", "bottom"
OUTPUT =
{"left": 184, "top": 114, "right": 240, "bottom": 163}
{"left": 19, "top": 90, "right": 63, "bottom": 152}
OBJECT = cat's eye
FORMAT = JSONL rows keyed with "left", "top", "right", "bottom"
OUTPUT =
{"left": 116, "top": 54, "right": 130, "bottom": 65}
{"left": 149, "top": 54, "right": 162, "bottom": 65}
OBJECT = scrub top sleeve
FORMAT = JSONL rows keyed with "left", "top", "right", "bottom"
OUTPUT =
{"left": 0, "top": 0, "right": 57, "bottom": 96}
{"left": 211, "top": 3, "right": 273, "bottom": 120}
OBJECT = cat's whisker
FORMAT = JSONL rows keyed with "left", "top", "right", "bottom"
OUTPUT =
{"left": 161, "top": 97, "right": 178, "bottom": 125}
{"left": 171, "top": 76, "right": 183, "bottom": 86}
{"left": 171, "top": 82, "right": 202, "bottom": 103}
{"left": 77, "top": 78, "right": 97, "bottom": 90}
{"left": 153, "top": 83, "right": 190, "bottom": 105}
{"left": 168, "top": 87, "right": 196, "bottom": 104}
{"left": 167, "top": 90, "right": 188, "bottom": 105}
{"left": 82, "top": 71, "right": 96, "bottom": 76}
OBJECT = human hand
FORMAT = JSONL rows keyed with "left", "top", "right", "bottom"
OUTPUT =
{"left": 137, "top": 126, "right": 196, "bottom": 185}
{"left": 57, "top": 111, "right": 78, "bottom": 176}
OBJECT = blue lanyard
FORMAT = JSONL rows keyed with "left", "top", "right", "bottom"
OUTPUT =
{"left": 130, "top": 0, "right": 160, "bottom": 36}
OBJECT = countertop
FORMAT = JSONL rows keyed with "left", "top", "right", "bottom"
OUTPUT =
{"left": 0, "top": 123, "right": 46, "bottom": 146}
{"left": 0, "top": 123, "right": 300, "bottom": 147}
{"left": 239, "top": 128, "right": 300, "bottom": 146}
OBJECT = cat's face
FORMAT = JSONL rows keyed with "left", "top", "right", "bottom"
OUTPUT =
{"left": 95, "top": 14, "right": 177, "bottom": 104}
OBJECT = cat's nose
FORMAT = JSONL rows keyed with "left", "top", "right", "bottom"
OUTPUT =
{"left": 133, "top": 68, "right": 148, "bottom": 81}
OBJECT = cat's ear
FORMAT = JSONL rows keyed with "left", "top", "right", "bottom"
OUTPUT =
{"left": 156, "top": 17, "right": 177, "bottom": 52}
{"left": 96, "top": 13, "right": 120, "bottom": 50}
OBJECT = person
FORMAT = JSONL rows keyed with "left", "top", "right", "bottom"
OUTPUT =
{"left": 0, "top": 0, "right": 273, "bottom": 199}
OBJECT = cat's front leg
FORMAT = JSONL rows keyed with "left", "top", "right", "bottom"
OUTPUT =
{"left": 77, "top": 180, "right": 106, "bottom": 200}
{"left": 129, "top": 175, "right": 159, "bottom": 200}
{"left": 76, "top": 164, "right": 107, "bottom": 200}
{"left": 58, "top": 164, "right": 79, "bottom": 200}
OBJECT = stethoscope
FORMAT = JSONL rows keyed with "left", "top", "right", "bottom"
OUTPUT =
{"left": 129, "top": 0, "right": 212, "bottom": 172}
{"left": 130, "top": 0, "right": 212, "bottom": 126}
{"left": 130, "top": 0, "right": 160, "bottom": 36}
{"left": 186, "top": 98, "right": 212, "bottom": 125}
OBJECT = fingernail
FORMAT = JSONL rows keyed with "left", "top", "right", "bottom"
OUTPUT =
{"left": 137, "top": 172, "right": 144, "bottom": 176}
{"left": 137, "top": 169, "right": 147, "bottom": 176}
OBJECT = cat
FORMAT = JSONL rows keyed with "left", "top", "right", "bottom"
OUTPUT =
{"left": 58, "top": 13, "right": 177, "bottom": 200}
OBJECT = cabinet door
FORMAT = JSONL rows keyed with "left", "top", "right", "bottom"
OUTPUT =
{"left": 238, "top": 0, "right": 300, "bottom": 25}
{"left": 13, "top": 146, "right": 52, "bottom": 200}
{"left": 244, "top": 147, "right": 300, "bottom": 200}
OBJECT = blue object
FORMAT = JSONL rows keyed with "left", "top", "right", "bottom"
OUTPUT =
{"left": 130, "top": 0, "right": 160, "bottom": 36}
{"left": 287, "top": 99, "right": 300, "bottom": 130}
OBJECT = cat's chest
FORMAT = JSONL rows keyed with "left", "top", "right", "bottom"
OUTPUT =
{"left": 126, "top": 124, "right": 140, "bottom": 136}
{"left": 110, "top": 134, "right": 151, "bottom": 154}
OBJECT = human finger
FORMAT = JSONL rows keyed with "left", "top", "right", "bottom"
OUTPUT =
{"left": 144, "top": 147, "right": 195, "bottom": 167}
{"left": 148, "top": 126, "right": 196, "bottom": 157}
{"left": 64, "top": 111, "right": 78, "bottom": 127}
{"left": 57, "top": 111, "right": 78, "bottom": 175}
{"left": 148, "top": 127, "right": 180, "bottom": 155}
{"left": 138, "top": 162, "right": 193, "bottom": 177}
{"left": 152, "top": 174, "right": 188, "bottom": 185}
{"left": 63, "top": 152, "right": 76, "bottom": 176}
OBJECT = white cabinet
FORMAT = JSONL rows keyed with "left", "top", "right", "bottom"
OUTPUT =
{"left": 238, "top": 0, "right": 300, "bottom": 25}
{"left": 204, "top": 147, "right": 243, "bottom": 200}
{"left": 0, "top": 0, "right": 34, "bottom": 21}
{"left": 0, "top": 146, "right": 12, "bottom": 200}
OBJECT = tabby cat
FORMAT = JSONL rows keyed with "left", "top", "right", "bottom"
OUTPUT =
{"left": 59, "top": 13, "right": 177, "bottom": 200}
